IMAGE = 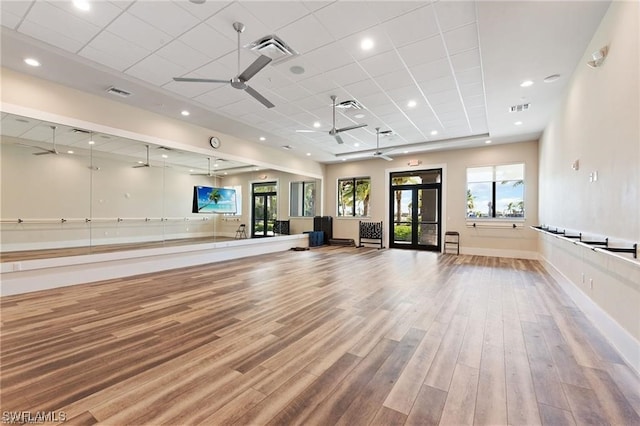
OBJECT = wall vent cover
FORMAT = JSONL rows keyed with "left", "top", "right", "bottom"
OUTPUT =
{"left": 509, "top": 103, "right": 530, "bottom": 112}
{"left": 106, "top": 86, "right": 132, "bottom": 97}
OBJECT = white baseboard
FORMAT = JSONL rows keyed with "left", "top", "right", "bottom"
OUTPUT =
{"left": 459, "top": 246, "right": 539, "bottom": 260}
{"left": 540, "top": 254, "right": 640, "bottom": 376}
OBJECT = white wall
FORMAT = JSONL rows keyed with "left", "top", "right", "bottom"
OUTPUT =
{"left": 537, "top": 1, "right": 640, "bottom": 372}
{"left": 325, "top": 140, "right": 539, "bottom": 258}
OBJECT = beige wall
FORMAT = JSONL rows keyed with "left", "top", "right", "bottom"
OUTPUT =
{"left": 537, "top": 1, "right": 640, "bottom": 367}
{"left": 325, "top": 140, "right": 539, "bottom": 258}
{"left": 0, "top": 68, "right": 324, "bottom": 179}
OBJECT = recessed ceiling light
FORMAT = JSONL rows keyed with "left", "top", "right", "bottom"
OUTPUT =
{"left": 306, "top": 153, "right": 311, "bottom": 156}
{"left": 181, "top": 110, "right": 190, "bottom": 116}
{"left": 295, "top": 129, "right": 315, "bottom": 133}
{"left": 520, "top": 80, "right": 534, "bottom": 87}
{"left": 354, "top": 143, "right": 360, "bottom": 147}
{"left": 67, "top": 150, "right": 74, "bottom": 154}
{"left": 24, "top": 58, "right": 40, "bottom": 67}
{"left": 189, "top": 169, "right": 194, "bottom": 172}
{"left": 259, "top": 136, "right": 266, "bottom": 141}
{"left": 224, "top": 172, "right": 228, "bottom": 175}
{"left": 514, "top": 121, "right": 523, "bottom": 126}
{"left": 88, "top": 140, "right": 95, "bottom": 145}
{"left": 313, "top": 121, "right": 321, "bottom": 128}
{"left": 214, "top": 163, "right": 219, "bottom": 167}
{"left": 404, "top": 151, "right": 409, "bottom": 154}
{"left": 73, "top": 0, "right": 90, "bottom": 11}
{"left": 341, "top": 158, "right": 346, "bottom": 161}
{"left": 544, "top": 74, "right": 561, "bottom": 83}
{"left": 137, "top": 160, "right": 144, "bottom": 164}
{"left": 254, "top": 168, "right": 259, "bottom": 171}
{"left": 430, "top": 130, "right": 438, "bottom": 136}
{"left": 354, "top": 113, "right": 366, "bottom": 119}
{"left": 360, "top": 38, "right": 374, "bottom": 51}
{"left": 485, "top": 140, "right": 492, "bottom": 144}
{"left": 161, "top": 154, "right": 168, "bottom": 159}
{"left": 407, "top": 100, "right": 417, "bottom": 108}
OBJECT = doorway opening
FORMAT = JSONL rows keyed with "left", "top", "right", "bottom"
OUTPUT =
{"left": 251, "top": 181, "right": 277, "bottom": 237}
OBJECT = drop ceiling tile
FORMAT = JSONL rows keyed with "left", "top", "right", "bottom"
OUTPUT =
{"left": 189, "top": 60, "right": 235, "bottom": 81}
{"left": 443, "top": 23, "right": 479, "bottom": 55}
{"left": 18, "top": 21, "right": 84, "bottom": 53}
{"left": 366, "top": 1, "right": 425, "bottom": 23}
{"left": 272, "top": 84, "right": 312, "bottom": 103}
{"left": 2, "top": 1, "right": 30, "bottom": 18}
{"left": 410, "top": 58, "right": 451, "bottom": 83}
{"left": 272, "top": 58, "right": 323, "bottom": 82}
{"left": 302, "top": 1, "right": 333, "bottom": 13}
{"left": 336, "top": 25, "right": 395, "bottom": 61}
{"left": 460, "top": 82, "right": 484, "bottom": 98}
{"left": 110, "top": 1, "right": 135, "bottom": 10}
{"left": 434, "top": 1, "right": 477, "bottom": 32}
{"left": 463, "top": 94, "right": 486, "bottom": 108}
{"left": 450, "top": 48, "right": 481, "bottom": 72}
{"left": 49, "top": 0, "right": 123, "bottom": 28}
{"left": 127, "top": 1, "right": 199, "bottom": 37}
{"left": 397, "top": 35, "right": 447, "bottom": 68}
{"left": 79, "top": 31, "right": 150, "bottom": 72}
{"left": 250, "top": 66, "right": 295, "bottom": 90}
{"left": 312, "top": 1, "right": 380, "bottom": 40}
{"left": 244, "top": 1, "right": 311, "bottom": 31}
{"left": 467, "top": 106, "right": 486, "bottom": 119}
{"left": 163, "top": 80, "right": 217, "bottom": 99}
{"left": 420, "top": 75, "right": 458, "bottom": 95}
{"left": 194, "top": 86, "right": 246, "bottom": 109}
{"left": 1, "top": 10, "right": 22, "bottom": 29}
{"left": 205, "top": 2, "right": 271, "bottom": 43}
{"left": 175, "top": 23, "right": 236, "bottom": 59}
{"left": 428, "top": 89, "right": 460, "bottom": 106}
{"left": 301, "top": 41, "right": 353, "bottom": 73}
{"left": 175, "top": 0, "right": 231, "bottom": 21}
{"left": 385, "top": 84, "right": 420, "bottom": 104}
{"left": 106, "top": 13, "right": 172, "bottom": 52}
{"left": 442, "top": 118, "right": 470, "bottom": 129}
{"left": 383, "top": 3, "right": 438, "bottom": 47}
{"left": 219, "top": 98, "right": 267, "bottom": 117}
{"left": 22, "top": 1, "right": 101, "bottom": 47}
{"left": 374, "top": 69, "right": 416, "bottom": 92}
{"left": 366, "top": 102, "right": 400, "bottom": 117}
{"left": 155, "top": 40, "right": 212, "bottom": 72}
{"left": 325, "top": 62, "right": 370, "bottom": 87}
{"left": 433, "top": 100, "right": 465, "bottom": 114}
{"left": 342, "top": 79, "right": 381, "bottom": 99}
{"left": 297, "top": 74, "right": 338, "bottom": 94}
{"left": 455, "top": 67, "right": 483, "bottom": 86}
{"left": 126, "top": 54, "right": 188, "bottom": 86}
{"left": 359, "top": 50, "right": 404, "bottom": 78}
{"left": 277, "top": 14, "right": 334, "bottom": 54}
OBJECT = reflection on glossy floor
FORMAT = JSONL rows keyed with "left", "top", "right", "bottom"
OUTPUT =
{"left": 0, "top": 236, "right": 236, "bottom": 263}
{"left": 1, "top": 247, "right": 639, "bottom": 425}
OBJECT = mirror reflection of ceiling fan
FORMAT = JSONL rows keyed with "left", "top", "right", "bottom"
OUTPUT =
{"left": 27, "top": 125, "right": 59, "bottom": 155}
{"left": 190, "top": 157, "right": 215, "bottom": 176}
{"left": 329, "top": 95, "right": 368, "bottom": 144}
{"left": 173, "top": 22, "right": 274, "bottom": 109}
{"left": 372, "top": 127, "right": 393, "bottom": 161}
{"left": 132, "top": 145, "right": 150, "bottom": 168}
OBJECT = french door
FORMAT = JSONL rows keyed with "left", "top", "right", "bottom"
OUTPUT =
{"left": 390, "top": 170, "right": 442, "bottom": 251}
{"left": 251, "top": 182, "right": 277, "bottom": 238}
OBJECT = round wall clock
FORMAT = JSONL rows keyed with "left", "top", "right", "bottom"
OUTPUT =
{"left": 209, "top": 136, "right": 221, "bottom": 149}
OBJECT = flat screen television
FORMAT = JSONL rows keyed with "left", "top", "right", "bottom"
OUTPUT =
{"left": 192, "top": 186, "right": 237, "bottom": 214}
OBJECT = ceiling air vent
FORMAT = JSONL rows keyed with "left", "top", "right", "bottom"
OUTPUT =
{"left": 246, "top": 34, "right": 298, "bottom": 64}
{"left": 336, "top": 100, "right": 364, "bottom": 110}
{"left": 106, "top": 86, "right": 132, "bottom": 98}
{"left": 509, "top": 103, "right": 530, "bottom": 112}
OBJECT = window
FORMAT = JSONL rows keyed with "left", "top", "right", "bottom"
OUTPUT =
{"left": 290, "top": 181, "right": 316, "bottom": 217}
{"left": 224, "top": 185, "right": 242, "bottom": 215}
{"left": 338, "top": 177, "right": 371, "bottom": 217}
{"left": 467, "top": 163, "right": 524, "bottom": 218}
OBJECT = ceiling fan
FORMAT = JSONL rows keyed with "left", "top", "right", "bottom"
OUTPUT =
{"left": 372, "top": 127, "right": 393, "bottom": 161}
{"left": 190, "top": 157, "right": 215, "bottom": 176}
{"left": 31, "top": 125, "right": 59, "bottom": 155}
{"left": 329, "top": 95, "right": 367, "bottom": 144}
{"left": 133, "top": 145, "right": 150, "bottom": 168}
{"left": 173, "top": 22, "right": 274, "bottom": 109}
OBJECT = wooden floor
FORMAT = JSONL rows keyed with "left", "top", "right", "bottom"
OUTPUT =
{"left": 0, "top": 236, "right": 236, "bottom": 263}
{"left": 1, "top": 247, "right": 639, "bottom": 425}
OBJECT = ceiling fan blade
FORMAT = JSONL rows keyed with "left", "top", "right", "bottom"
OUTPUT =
{"left": 245, "top": 85, "right": 275, "bottom": 108}
{"left": 334, "top": 134, "right": 344, "bottom": 144}
{"left": 336, "top": 123, "right": 368, "bottom": 133}
{"left": 33, "top": 150, "right": 57, "bottom": 156}
{"left": 238, "top": 55, "right": 272, "bottom": 82}
{"left": 173, "top": 77, "right": 230, "bottom": 83}
{"left": 379, "top": 154, "right": 393, "bottom": 161}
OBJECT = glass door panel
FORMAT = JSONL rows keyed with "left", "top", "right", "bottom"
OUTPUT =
{"left": 392, "top": 189, "right": 413, "bottom": 245}
{"left": 417, "top": 188, "right": 439, "bottom": 248}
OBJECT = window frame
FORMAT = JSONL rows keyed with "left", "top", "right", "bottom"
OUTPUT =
{"left": 337, "top": 176, "right": 371, "bottom": 218}
{"left": 289, "top": 180, "right": 316, "bottom": 217}
{"left": 466, "top": 163, "right": 525, "bottom": 220}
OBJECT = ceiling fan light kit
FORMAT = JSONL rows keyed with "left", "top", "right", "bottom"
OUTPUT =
{"left": 173, "top": 22, "right": 275, "bottom": 109}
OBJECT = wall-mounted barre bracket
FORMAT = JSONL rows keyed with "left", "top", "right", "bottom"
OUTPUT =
{"left": 581, "top": 236, "right": 608, "bottom": 246}
{"left": 564, "top": 232, "right": 581, "bottom": 239}
{"left": 17, "top": 218, "right": 24, "bottom": 224}
{"left": 602, "top": 243, "right": 638, "bottom": 259}
{"left": 85, "top": 218, "right": 91, "bottom": 223}
{"left": 61, "top": 218, "right": 67, "bottom": 223}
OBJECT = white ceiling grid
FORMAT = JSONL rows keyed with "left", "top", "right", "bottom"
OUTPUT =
{"left": 0, "top": 1, "right": 611, "bottom": 162}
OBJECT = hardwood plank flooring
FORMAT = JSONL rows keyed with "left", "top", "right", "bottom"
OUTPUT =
{"left": 1, "top": 247, "right": 639, "bottom": 425}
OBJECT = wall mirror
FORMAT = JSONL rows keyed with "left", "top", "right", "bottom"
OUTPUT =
{"left": 0, "top": 112, "right": 321, "bottom": 261}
